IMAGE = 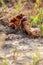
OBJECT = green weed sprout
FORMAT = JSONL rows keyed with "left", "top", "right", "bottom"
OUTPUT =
{"left": 29, "top": 15, "right": 39, "bottom": 27}
{"left": 39, "top": 7, "right": 43, "bottom": 23}
{"left": 15, "top": 4, "right": 19, "bottom": 11}
{"left": 13, "top": 47, "right": 17, "bottom": 54}
{"left": 31, "top": 49, "right": 40, "bottom": 65}
{"left": 15, "top": 0, "right": 22, "bottom": 14}
{"left": 39, "top": 25, "right": 43, "bottom": 36}
{"left": 15, "top": 0, "right": 25, "bottom": 14}
{"left": 15, "top": 4, "right": 19, "bottom": 14}
{"left": 2, "top": 59, "right": 8, "bottom": 65}
{"left": 29, "top": 7, "right": 43, "bottom": 27}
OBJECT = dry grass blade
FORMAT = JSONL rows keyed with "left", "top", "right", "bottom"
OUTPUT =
{"left": 0, "top": 33, "right": 6, "bottom": 49}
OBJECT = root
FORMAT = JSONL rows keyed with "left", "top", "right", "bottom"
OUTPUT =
{"left": 8, "top": 14, "right": 42, "bottom": 37}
